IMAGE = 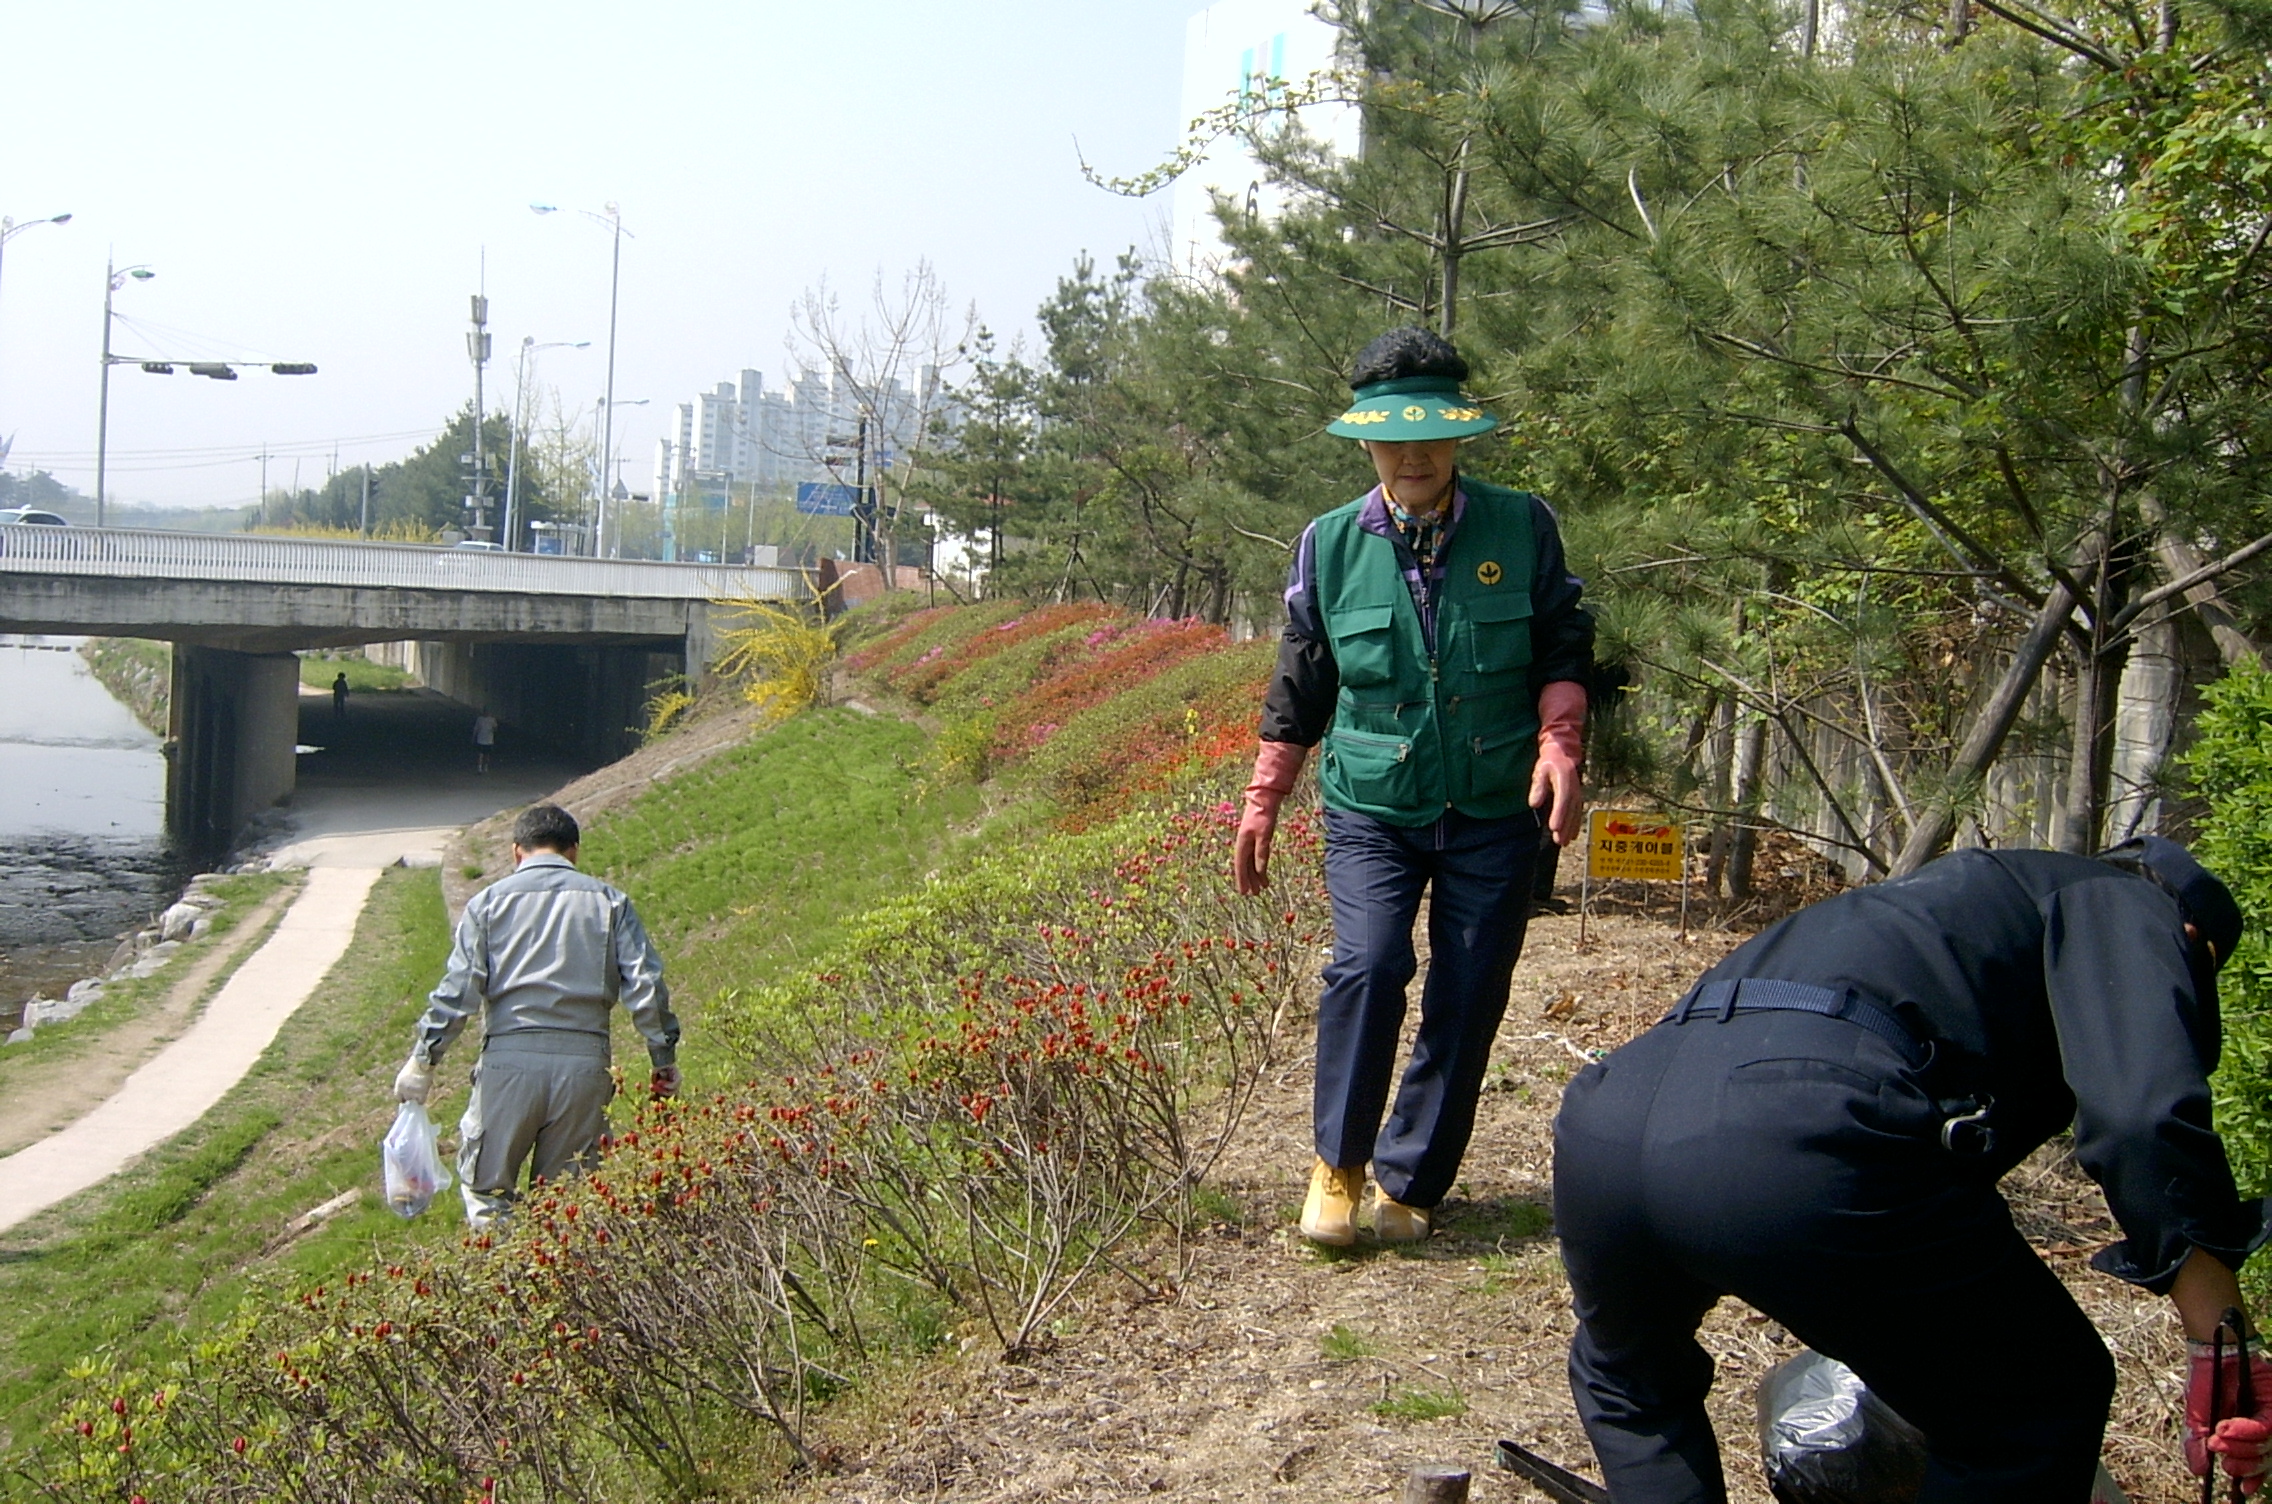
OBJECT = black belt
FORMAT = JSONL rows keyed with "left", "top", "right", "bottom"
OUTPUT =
{"left": 1661, "top": 978, "right": 1995, "bottom": 1155}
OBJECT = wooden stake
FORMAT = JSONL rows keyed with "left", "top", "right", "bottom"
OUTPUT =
{"left": 1402, "top": 1463, "right": 1472, "bottom": 1503}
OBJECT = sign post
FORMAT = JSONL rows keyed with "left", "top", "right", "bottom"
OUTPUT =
{"left": 1581, "top": 810, "right": 1688, "bottom": 945}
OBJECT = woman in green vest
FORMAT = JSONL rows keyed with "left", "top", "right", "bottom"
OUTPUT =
{"left": 1234, "top": 327, "right": 1594, "bottom": 1247}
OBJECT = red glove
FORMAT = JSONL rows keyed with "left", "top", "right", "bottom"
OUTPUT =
{"left": 1529, "top": 680, "right": 1586, "bottom": 848}
{"left": 2186, "top": 1335, "right": 2272, "bottom": 1490}
{"left": 1233, "top": 741, "right": 1308, "bottom": 896}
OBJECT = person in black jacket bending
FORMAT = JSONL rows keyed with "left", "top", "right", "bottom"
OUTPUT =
{"left": 1553, "top": 837, "right": 2269, "bottom": 1501}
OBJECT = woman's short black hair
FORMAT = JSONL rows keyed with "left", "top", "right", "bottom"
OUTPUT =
{"left": 513, "top": 802, "right": 581, "bottom": 852}
{"left": 1351, "top": 327, "right": 1469, "bottom": 390}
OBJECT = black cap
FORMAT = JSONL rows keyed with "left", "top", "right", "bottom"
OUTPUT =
{"left": 2099, "top": 835, "right": 2245, "bottom": 969}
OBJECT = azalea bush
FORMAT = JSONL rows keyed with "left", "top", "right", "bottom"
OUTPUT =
{"left": 29, "top": 800, "right": 1329, "bottom": 1502}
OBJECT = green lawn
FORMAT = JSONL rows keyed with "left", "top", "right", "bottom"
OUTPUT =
{"left": 0, "top": 868, "right": 457, "bottom": 1456}
{"left": 0, "top": 704, "right": 1006, "bottom": 1475}
{"left": 578, "top": 706, "right": 995, "bottom": 1086}
{"left": 296, "top": 653, "right": 413, "bottom": 692}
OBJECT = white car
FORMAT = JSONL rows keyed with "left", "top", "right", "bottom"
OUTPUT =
{"left": 0, "top": 508, "right": 67, "bottom": 526}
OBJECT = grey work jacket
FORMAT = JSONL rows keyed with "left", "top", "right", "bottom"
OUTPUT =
{"left": 415, "top": 853, "right": 679, "bottom": 1069}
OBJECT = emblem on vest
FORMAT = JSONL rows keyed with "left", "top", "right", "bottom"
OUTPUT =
{"left": 1476, "top": 560, "right": 1503, "bottom": 585}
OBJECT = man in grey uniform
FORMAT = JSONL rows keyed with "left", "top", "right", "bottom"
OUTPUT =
{"left": 393, "top": 803, "right": 680, "bottom": 1227}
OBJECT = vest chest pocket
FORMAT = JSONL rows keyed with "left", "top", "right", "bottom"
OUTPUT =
{"left": 1464, "top": 591, "right": 1534, "bottom": 676}
{"left": 1324, "top": 725, "right": 1421, "bottom": 808}
{"left": 1327, "top": 603, "right": 1398, "bottom": 688}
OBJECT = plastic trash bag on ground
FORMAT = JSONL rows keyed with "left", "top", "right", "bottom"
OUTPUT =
{"left": 1757, "top": 1349, "right": 2130, "bottom": 1504}
{"left": 381, "top": 1101, "right": 452, "bottom": 1218}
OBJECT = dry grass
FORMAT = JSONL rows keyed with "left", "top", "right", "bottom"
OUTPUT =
{"left": 778, "top": 871, "right": 2200, "bottom": 1504}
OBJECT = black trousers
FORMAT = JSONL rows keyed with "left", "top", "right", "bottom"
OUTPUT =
{"left": 1552, "top": 1009, "right": 2115, "bottom": 1503}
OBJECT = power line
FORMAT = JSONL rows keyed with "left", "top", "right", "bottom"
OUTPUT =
{"left": 9, "top": 426, "right": 441, "bottom": 463}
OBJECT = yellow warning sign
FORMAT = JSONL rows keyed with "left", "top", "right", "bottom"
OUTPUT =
{"left": 1586, "top": 810, "right": 1684, "bottom": 882}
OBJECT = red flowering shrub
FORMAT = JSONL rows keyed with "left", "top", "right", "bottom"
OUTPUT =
{"left": 889, "top": 602, "right": 1115, "bottom": 703}
{"left": 31, "top": 801, "right": 1332, "bottom": 1502}
{"left": 985, "top": 619, "right": 1229, "bottom": 765}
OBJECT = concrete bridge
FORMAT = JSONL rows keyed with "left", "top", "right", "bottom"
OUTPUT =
{"left": 0, "top": 524, "right": 809, "bottom": 852}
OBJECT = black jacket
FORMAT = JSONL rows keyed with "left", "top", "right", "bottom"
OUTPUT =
{"left": 1698, "top": 847, "right": 2266, "bottom": 1292}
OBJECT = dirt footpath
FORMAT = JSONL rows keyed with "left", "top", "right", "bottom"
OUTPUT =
{"left": 795, "top": 893, "right": 2196, "bottom": 1504}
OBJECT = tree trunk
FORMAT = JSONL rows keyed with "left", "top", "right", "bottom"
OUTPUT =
{"left": 1892, "top": 576, "right": 2081, "bottom": 875}
{"left": 1704, "top": 692, "right": 1737, "bottom": 894}
{"left": 1726, "top": 715, "right": 1768, "bottom": 898}
{"left": 2105, "top": 603, "right": 2182, "bottom": 842}
{"left": 2137, "top": 493, "right": 2264, "bottom": 669}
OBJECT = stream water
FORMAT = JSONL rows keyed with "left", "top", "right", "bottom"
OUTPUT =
{"left": 0, "top": 635, "right": 180, "bottom": 1032}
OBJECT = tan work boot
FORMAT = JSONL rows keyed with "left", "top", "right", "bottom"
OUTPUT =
{"left": 1373, "top": 1192, "right": 1431, "bottom": 1244}
{"left": 1300, "top": 1159, "right": 1365, "bottom": 1247}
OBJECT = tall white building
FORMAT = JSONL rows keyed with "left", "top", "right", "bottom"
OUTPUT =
{"left": 1171, "top": 0, "right": 1363, "bottom": 275}
{"left": 653, "top": 366, "right": 953, "bottom": 510}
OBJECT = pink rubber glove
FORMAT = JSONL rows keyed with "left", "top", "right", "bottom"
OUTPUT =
{"left": 1234, "top": 741, "right": 1308, "bottom": 895}
{"left": 1530, "top": 680, "right": 1586, "bottom": 847}
{"left": 2187, "top": 1336, "right": 2272, "bottom": 1489}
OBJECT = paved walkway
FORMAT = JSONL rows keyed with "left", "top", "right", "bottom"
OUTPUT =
{"left": 0, "top": 866, "right": 382, "bottom": 1235}
{"left": 0, "top": 689, "right": 589, "bottom": 1237}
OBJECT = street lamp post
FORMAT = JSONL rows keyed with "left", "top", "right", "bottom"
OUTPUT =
{"left": 531, "top": 202, "right": 632, "bottom": 554}
{"left": 503, "top": 336, "right": 587, "bottom": 551}
{"left": 0, "top": 212, "right": 72, "bottom": 379}
{"left": 95, "top": 258, "right": 156, "bottom": 527}
{"left": 592, "top": 395, "right": 647, "bottom": 555}
{"left": 96, "top": 265, "right": 317, "bottom": 527}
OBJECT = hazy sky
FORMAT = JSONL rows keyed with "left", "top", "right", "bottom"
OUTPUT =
{"left": 0, "top": 1, "right": 1201, "bottom": 507}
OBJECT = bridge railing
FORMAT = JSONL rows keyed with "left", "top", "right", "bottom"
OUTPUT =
{"left": 0, "top": 525, "right": 812, "bottom": 602}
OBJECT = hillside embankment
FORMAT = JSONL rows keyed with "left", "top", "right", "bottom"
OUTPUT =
{"left": 2, "top": 599, "right": 2234, "bottom": 1503}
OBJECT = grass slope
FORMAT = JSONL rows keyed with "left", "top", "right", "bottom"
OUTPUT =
{"left": 578, "top": 706, "right": 991, "bottom": 1079}
{"left": 0, "top": 868, "right": 455, "bottom": 1455}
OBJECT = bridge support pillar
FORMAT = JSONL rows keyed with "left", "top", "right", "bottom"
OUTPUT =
{"left": 166, "top": 646, "right": 300, "bottom": 854}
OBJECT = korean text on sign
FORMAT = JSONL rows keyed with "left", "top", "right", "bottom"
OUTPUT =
{"left": 1586, "top": 810, "right": 1684, "bottom": 882}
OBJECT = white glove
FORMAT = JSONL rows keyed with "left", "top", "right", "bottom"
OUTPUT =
{"left": 393, "top": 1056, "right": 434, "bottom": 1105}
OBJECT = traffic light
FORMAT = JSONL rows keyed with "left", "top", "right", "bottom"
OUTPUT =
{"left": 140, "top": 362, "right": 175, "bottom": 375}
{"left": 270, "top": 362, "right": 317, "bottom": 376}
{"left": 189, "top": 363, "right": 238, "bottom": 381}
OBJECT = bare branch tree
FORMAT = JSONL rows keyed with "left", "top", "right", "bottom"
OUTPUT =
{"left": 788, "top": 262, "right": 977, "bottom": 588}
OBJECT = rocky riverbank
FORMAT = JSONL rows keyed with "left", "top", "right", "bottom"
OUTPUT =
{"left": 78, "top": 638, "right": 169, "bottom": 737}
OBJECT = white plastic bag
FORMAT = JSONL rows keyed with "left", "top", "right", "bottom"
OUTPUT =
{"left": 381, "top": 1101, "right": 452, "bottom": 1218}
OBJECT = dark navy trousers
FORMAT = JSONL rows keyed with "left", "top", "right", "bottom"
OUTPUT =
{"left": 1552, "top": 1010, "right": 2114, "bottom": 1503}
{"left": 1316, "top": 805, "right": 1539, "bottom": 1208}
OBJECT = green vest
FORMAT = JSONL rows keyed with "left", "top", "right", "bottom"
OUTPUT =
{"left": 1313, "top": 479, "right": 1541, "bottom": 825}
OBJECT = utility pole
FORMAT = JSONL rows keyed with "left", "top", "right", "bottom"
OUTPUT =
{"left": 360, "top": 467, "right": 372, "bottom": 536}
{"left": 467, "top": 293, "right": 492, "bottom": 540}
{"left": 600, "top": 205, "right": 623, "bottom": 556}
{"left": 259, "top": 446, "right": 269, "bottom": 521}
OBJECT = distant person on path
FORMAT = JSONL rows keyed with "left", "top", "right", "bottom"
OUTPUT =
{"left": 1233, "top": 326, "right": 1595, "bottom": 1247}
{"left": 472, "top": 710, "right": 498, "bottom": 773}
{"left": 1553, "top": 837, "right": 2269, "bottom": 1501}
{"left": 331, "top": 671, "right": 349, "bottom": 719}
{"left": 393, "top": 803, "right": 680, "bottom": 1228}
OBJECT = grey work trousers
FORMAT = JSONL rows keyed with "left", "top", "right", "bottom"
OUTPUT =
{"left": 457, "top": 1031, "right": 613, "bottom": 1227}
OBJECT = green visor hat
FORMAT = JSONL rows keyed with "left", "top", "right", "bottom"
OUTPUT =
{"left": 1326, "top": 375, "right": 1499, "bottom": 441}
